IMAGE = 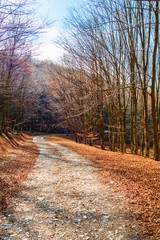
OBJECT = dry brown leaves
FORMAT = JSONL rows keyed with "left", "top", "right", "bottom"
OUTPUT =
{"left": 46, "top": 136, "right": 160, "bottom": 240}
{"left": 0, "top": 133, "right": 39, "bottom": 212}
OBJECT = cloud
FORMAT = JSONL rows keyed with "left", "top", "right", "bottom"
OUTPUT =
{"left": 35, "top": 27, "right": 65, "bottom": 62}
{"left": 41, "top": 27, "right": 61, "bottom": 44}
{"left": 37, "top": 43, "right": 64, "bottom": 62}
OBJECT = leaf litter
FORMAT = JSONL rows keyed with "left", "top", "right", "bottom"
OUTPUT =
{"left": 46, "top": 136, "right": 160, "bottom": 240}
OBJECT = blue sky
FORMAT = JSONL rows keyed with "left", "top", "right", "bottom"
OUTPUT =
{"left": 36, "top": 0, "right": 88, "bottom": 62}
{"left": 39, "top": 0, "right": 79, "bottom": 27}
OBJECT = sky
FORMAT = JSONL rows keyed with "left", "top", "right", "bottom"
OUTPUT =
{"left": 35, "top": 0, "right": 87, "bottom": 63}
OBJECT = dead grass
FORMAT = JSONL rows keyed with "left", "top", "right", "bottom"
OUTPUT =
{"left": 46, "top": 136, "right": 160, "bottom": 240}
{"left": 0, "top": 133, "right": 39, "bottom": 212}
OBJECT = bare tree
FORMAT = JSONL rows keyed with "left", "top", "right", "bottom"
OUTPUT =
{"left": 0, "top": 0, "right": 44, "bottom": 134}
{"left": 55, "top": 0, "right": 160, "bottom": 160}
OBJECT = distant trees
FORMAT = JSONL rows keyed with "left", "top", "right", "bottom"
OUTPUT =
{"left": 22, "top": 61, "right": 66, "bottom": 133}
{"left": 0, "top": 0, "right": 43, "bottom": 134}
{"left": 55, "top": 0, "right": 160, "bottom": 160}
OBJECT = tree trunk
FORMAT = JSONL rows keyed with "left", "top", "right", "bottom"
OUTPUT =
{"left": 151, "top": 0, "right": 159, "bottom": 161}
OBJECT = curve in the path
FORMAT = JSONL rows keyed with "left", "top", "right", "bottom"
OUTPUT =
{"left": 0, "top": 135, "right": 144, "bottom": 240}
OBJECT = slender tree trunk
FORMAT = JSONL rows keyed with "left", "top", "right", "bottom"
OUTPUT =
{"left": 143, "top": 89, "right": 150, "bottom": 157}
{"left": 99, "top": 112, "right": 105, "bottom": 150}
{"left": 151, "top": 0, "right": 159, "bottom": 160}
{"left": 130, "top": 55, "right": 138, "bottom": 154}
{"left": 108, "top": 107, "right": 112, "bottom": 150}
{"left": 0, "top": 102, "right": 5, "bottom": 134}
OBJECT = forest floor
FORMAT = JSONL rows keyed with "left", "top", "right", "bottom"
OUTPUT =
{"left": 0, "top": 133, "right": 39, "bottom": 212}
{"left": 46, "top": 136, "right": 160, "bottom": 240}
{"left": 0, "top": 133, "right": 159, "bottom": 239}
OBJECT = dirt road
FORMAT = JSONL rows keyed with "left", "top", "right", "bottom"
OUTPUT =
{"left": 0, "top": 135, "right": 144, "bottom": 239}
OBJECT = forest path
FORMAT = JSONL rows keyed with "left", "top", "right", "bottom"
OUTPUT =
{"left": 1, "top": 135, "right": 144, "bottom": 240}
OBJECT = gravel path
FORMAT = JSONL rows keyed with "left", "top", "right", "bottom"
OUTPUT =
{"left": 0, "top": 135, "right": 144, "bottom": 240}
